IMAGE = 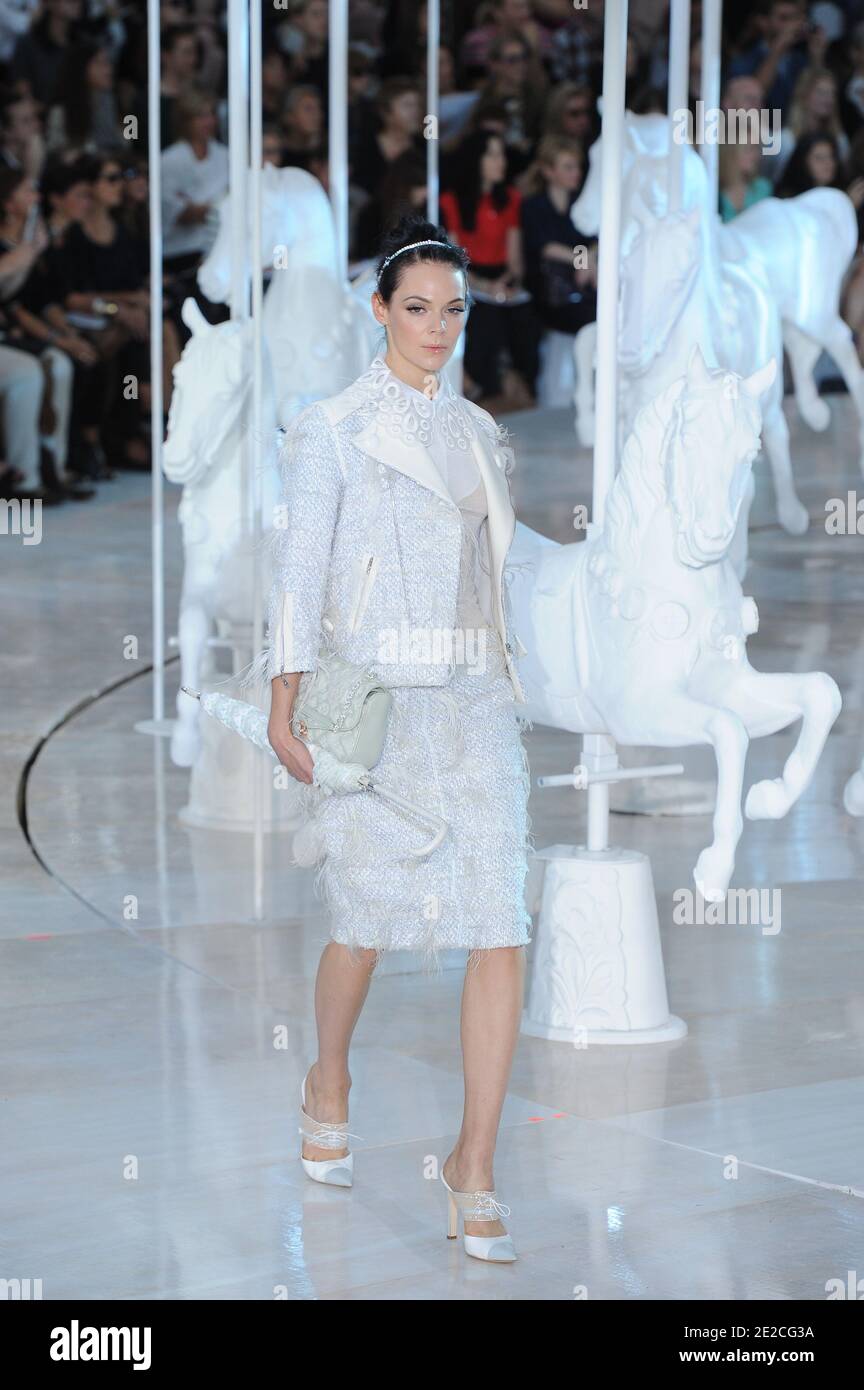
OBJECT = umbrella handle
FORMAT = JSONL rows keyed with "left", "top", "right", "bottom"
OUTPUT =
{"left": 366, "top": 781, "right": 449, "bottom": 858}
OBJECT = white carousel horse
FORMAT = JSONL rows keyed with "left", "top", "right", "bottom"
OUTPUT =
{"left": 163, "top": 298, "right": 280, "bottom": 767}
{"left": 507, "top": 348, "right": 841, "bottom": 901}
{"left": 197, "top": 163, "right": 377, "bottom": 423}
{"left": 618, "top": 191, "right": 809, "bottom": 539}
{"left": 573, "top": 111, "right": 864, "bottom": 476}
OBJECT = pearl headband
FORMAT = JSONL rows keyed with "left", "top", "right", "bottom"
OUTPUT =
{"left": 376, "top": 239, "right": 452, "bottom": 282}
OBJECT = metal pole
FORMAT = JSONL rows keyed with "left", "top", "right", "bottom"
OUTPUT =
{"left": 584, "top": 0, "right": 628, "bottom": 854}
{"left": 147, "top": 0, "right": 164, "bottom": 724}
{"left": 427, "top": 0, "right": 440, "bottom": 223}
{"left": 250, "top": 0, "right": 265, "bottom": 920}
{"left": 701, "top": 0, "right": 722, "bottom": 208}
{"left": 228, "top": 0, "right": 250, "bottom": 319}
{"left": 667, "top": 0, "right": 691, "bottom": 213}
{"left": 329, "top": 0, "right": 349, "bottom": 275}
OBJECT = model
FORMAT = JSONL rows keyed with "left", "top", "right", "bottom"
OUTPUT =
{"left": 265, "top": 212, "right": 533, "bottom": 1263}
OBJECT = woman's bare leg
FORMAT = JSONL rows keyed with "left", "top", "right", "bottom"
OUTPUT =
{"left": 302, "top": 941, "right": 377, "bottom": 1161}
{"left": 442, "top": 945, "right": 525, "bottom": 1236}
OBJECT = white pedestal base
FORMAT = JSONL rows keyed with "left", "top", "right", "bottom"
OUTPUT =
{"left": 522, "top": 844, "right": 687, "bottom": 1045}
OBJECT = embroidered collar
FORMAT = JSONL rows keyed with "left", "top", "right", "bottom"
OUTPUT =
{"left": 350, "top": 353, "right": 476, "bottom": 453}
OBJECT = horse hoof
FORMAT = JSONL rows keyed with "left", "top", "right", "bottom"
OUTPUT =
{"left": 800, "top": 398, "right": 830, "bottom": 431}
{"left": 779, "top": 500, "right": 809, "bottom": 536}
{"left": 694, "top": 850, "right": 732, "bottom": 903}
{"left": 843, "top": 772, "right": 864, "bottom": 817}
{"left": 171, "top": 724, "right": 201, "bottom": 768}
{"left": 745, "top": 777, "right": 789, "bottom": 820}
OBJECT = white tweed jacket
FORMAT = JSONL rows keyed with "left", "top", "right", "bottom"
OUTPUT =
{"left": 263, "top": 355, "right": 528, "bottom": 703}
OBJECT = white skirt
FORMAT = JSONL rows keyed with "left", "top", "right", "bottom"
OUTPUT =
{"left": 295, "top": 627, "right": 534, "bottom": 973}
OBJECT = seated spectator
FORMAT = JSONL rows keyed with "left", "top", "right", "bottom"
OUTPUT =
{"left": 353, "top": 149, "right": 427, "bottom": 262}
{"left": 0, "top": 166, "right": 93, "bottom": 500}
{"left": 469, "top": 31, "right": 548, "bottom": 179}
{"left": 542, "top": 81, "right": 598, "bottom": 157}
{"left": 0, "top": 87, "right": 44, "bottom": 180}
{"left": 54, "top": 151, "right": 160, "bottom": 469}
{"left": 350, "top": 78, "right": 424, "bottom": 198}
{"left": 277, "top": 0, "right": 329, "bottom": 96}
{"left": 160, "top": 88, "right": 228, "bottom": 274}
{"left": 440, "top": 128, "right": 541, "bottom": 407}
{"left": 0, "top": 0, "right": 39, "bottom": 72}
{"left": 775, "top": 129, "right": 844, "bottom": 195}
{"left": 770, "top": 66, "right": 849, "bottom": 183}
{"left": 838, "top": 21, "right": 864, "bottom": 139}
{"left": 9, "top": 0, "right": 80, "bottom": 109}
{"left": 262, "top": 124, "right": 284, "bottom": 169}
{"left": 459, "top": 0, "right": 554, "bottom": 84}
{"left": 261, "top": 43, "right": 290, "bottom": 126}
{"left": 45, "top": 38, "right": 124, "bottom": 158}
{"left": 281, "top": 84, "right": 324, "bottom": 170}
{"left": 719, "top": 141, "right": 773, "bottom": 220}
{"left": 728, "top": 0, "right": 825, "bottom": 121}
{"left": 832, "top": 127, "right": 864, "bottom": 360}
{"left": 520, "top": 133, "right": 597, "bottom": 334}
{"left": 550, "top": 2, "right": 605, "bottom": 87}
{"left": 159, "top": 25, "right": 201, "bottom": 150}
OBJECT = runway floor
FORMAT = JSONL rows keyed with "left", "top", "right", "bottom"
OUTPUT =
{"left": 2, "top": 395, "right": 863, "bottom": 1300}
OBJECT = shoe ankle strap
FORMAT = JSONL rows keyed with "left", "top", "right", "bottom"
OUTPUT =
{"left": 457, "top": 1189, "right": 511, "bottom": 1222}
{"left": 298, "top": 1118, "right": 363, "bottom": 1149}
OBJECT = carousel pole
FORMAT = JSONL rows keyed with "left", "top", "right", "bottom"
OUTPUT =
{"left": 582, "top": 0, "right": 628, "bottom": 850}
{"left": 667, "top": 0, "right": 691, "bottom": 213}
{"left": 527, "top": 0, "right": 685, "bottom": 1046}
{"left": 135, "top": 0, "right": 169, "bottom": 737}
{"left": 700, "top": 0, "right": 722, "bottom": 207}
{"left": 329, "top": 0, "right": 349, "bottom": 276}
{"left": 227, "top": 0, "right": 250, "bottom": 320}
{"left": 249, "top": 0, "right": 265, "bottom": 920}
{"left": 426, "top": 0, "right": 440, "bottom": 223}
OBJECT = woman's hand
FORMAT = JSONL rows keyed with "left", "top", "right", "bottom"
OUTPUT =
{"left": 268, "top": 720, "right": 315, "bottom": 784}
{"left": 268, "top": 671, "right": 314, "bottom": 783}
{"left": 55, "top": 332, "right": 100, "bottom": 365}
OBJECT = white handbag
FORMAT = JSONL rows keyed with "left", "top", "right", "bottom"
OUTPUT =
{"left": 290, "top": 650, "right": 392, "bottom": 770}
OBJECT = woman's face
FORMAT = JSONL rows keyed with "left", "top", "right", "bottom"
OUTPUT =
{"left": 59, "top": 180, "right": 91, "bottom": 221}
{"left": 387, "top": 91, "right": 421, "bottom": 134}
{"left": 806, "top": 139, "right": 837, "bottom": 185}
{"left": 372, "top": 261, "right": 467, "bottom": 375}
{"left": 808, "top": 78, "right": 835, "bottom": 120}
{"left": 189, "top": 108, "right": 217, "bottom": 144}
{"left": 94, "top": 161, "right": 123, "bottom": 209}
{"left": 87, "top": 48, "right": 113, "bottom": 90}
{"left": 736, "top": 141, "right": 763, "bottom": 177}
{"left": 124, "top": 167, "right": 148, "bottom": 203}
{"left": 292, "top": 91, "right": 322, "bottom": 136}
{"left": 6, "top": 176, "right": 38, "bottom": 221}
{"left": 480, "top": 135, "right": 507, "bottom": 186}
{"left": 546, "top": 149, "right": 582, "bottom": 191}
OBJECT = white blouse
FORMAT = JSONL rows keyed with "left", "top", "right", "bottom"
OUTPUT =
{"left": 373, "top": 355, "right": 493, "bottom": 644}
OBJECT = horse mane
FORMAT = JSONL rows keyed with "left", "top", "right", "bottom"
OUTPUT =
{"left": 603, "top": 378, "right": 684, "bottom": 564}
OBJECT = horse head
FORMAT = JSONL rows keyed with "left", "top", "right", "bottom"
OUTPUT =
{"left": 572, "top": 110, "right": 709, "bottom": 238}
{"left": 663, "top": 347, "right": 774, "bottom": 567}
{"left": 619, "top": 200, "right": 702, "bottom": 374}
{"left": 163, "top": 299, "right": 250, "bottom": 486}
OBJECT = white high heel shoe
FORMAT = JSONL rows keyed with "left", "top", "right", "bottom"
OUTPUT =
{"left": 441, "top": 1172, "right": 517, "bottom": 1262}
{"left": 298, "top": 1071, "right": 360, "bottom": 1187}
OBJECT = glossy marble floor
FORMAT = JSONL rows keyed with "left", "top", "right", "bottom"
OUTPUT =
{"left": 2, "top": 395, "right": 863, "bottom": 1301}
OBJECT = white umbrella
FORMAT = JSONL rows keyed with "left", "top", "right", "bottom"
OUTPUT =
{"left": 181, "top": 687, "right": 448, "bottom": 857}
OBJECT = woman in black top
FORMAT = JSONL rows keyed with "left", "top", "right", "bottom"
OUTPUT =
{"left": 520, "top": 133, "right": 597, "bottom": 337}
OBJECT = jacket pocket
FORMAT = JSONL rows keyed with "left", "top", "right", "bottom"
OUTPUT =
{"left": 348, "top": 551, "right": 379, "bottom": 633}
